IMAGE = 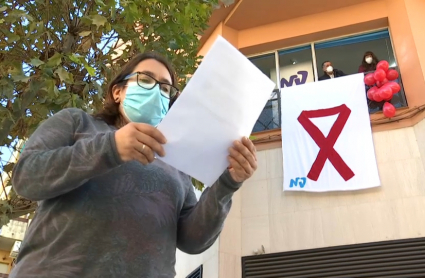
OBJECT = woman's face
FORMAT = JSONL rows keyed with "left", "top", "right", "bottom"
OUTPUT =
{"left": 365, "top": 54, "right": 373, "bottom": 63}
{"left": 113, "top": 59, "right": 173, "bottom": 123}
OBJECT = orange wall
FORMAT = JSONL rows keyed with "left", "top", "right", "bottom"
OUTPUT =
{"left": 386, "top": 0, "right": 425, "bottom": 108}
{"left": 199, "top": 0, "right": 425, "bottom": 116}
{"left": 198, "top": 23, "right": 239, "bottom": 57}
{"left": 404, "top": 0, "right": 425, "bottom": 81}
{"left": 199, "top": 0, "right": 425, "bottom": 120}
{"left": 237, "top": 1, "right": 388, "bottom": 51}
{"left": 0, "top": 250, "right": 12, "bottom": 274}
{"left": 198, "top": 23, "right": 223, "bottom": 57}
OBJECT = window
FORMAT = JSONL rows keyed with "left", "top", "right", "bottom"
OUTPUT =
{"left": 315, "top": 30, "right": 407, "bottom": 113}
{"left": 186, "top": 265, "right": 203, "bottom": 278}
{"left": 249, "top": 29, "right": 408, "bottom": 133}
{"left": 249, "top": 54, "right": 278, "bottom": 89}
{"left": 250, "top": 55, "right": 280, "bottom": 132}
{"left": 314, "top": 30, "right": 396, "bottom": 77}
{"left": 278, "top": 45, "right": 315, "bottom": 89}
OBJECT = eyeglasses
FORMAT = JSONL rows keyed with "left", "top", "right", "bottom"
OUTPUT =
{"left": 123, "top": 72, "right": 179, "bottom": 99}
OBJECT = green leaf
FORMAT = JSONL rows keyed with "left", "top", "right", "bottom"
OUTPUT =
{"left": 46, "top": 52, "right": 62, "bottom": 67}
{"left": 94, "top": 0, "right": 106, "bottom": 7}
{"left": 30, "top": 58, "right": 44, "bottom": 67}
{"left": 0, "top": 6, "right": 7, "bottom": 12}
{"left": 54, "top": 92, "right": 71, "bottom": 105}
{"left": 12, "top": 75, "right": 30, "bottom": 83}
{"left": 6, "top": 34, "right": 20, "bottom": 43}
{"left": 0, "top": 215, "right": 10, "bottom": 227}
{"left": 79, "top": 31, "right": 91, "bottom": 37}
{"left": 68, "top": 53, "right": 82, "bottom": 63}
{"left": 54, "top": 67, "right": 73, "bottom": 83}
{"left": 88, "top": 15, "right": 107, "bottom": 29}
{"left": 3, "top": 162, "right": 15, "bottom": 173}
{"left": 191, "top": 177, "right": 204, "bottom": 191}
{"left": 85, "top": 65, "right": 95, "bottom": 76}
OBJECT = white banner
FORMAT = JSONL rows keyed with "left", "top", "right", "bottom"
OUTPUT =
{"left": 281, "top": 74, "right": 380, "bottom": 192}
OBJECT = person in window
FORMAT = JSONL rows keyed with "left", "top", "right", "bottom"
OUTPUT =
{"left": 318, "top": 61, "right": 345, "bottom": 80}
{"left": 10, "top": 52, "right": 258, "bottom": 278}
{"left": 358, "top": 51, "right": 379, "bottom": 73}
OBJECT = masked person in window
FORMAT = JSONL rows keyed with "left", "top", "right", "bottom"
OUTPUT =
{"left": 318, "top": 61, "right": 346, "bottom": 81}
{"left": 10, "top": 52, "right": 258, "bottom": 278}
{"left": 358, "top": 51, "right": 379, "bottom": 73}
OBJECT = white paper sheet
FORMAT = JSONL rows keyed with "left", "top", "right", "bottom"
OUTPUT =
{"left": 157, "top": 36, "right": 275, "bottom": 186}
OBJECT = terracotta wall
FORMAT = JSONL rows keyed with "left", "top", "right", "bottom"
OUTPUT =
{"left": 237, "top": 1, "right": 388, "bottom": 52}
{"left": 386, "top": 0, "right": 425, "bottom": 107}
{"left": 0, "top": 250, "right": 13, "bottom": 274}
{"left": 199, "top": 0, "right": 425, "bottom": 112}
{"left": 404, "top": 0, "right": 425, "bottom": 82}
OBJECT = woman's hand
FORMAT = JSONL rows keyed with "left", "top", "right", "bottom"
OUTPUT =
{"left": 115, "top": 122, "right": 167, "bottom": 165}
{"left": 228, "top": 137, "right": 257, "bottom": 183}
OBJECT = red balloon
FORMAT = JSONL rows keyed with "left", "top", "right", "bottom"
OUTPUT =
{"left": 383, "top": 102, "right": 396, "bottom": 118}
{"left": 379, "top": 86, "right": 393, "bottom": 100}
{"left": 373, "top": 90, "right": 384, "bottom": 102}
{"left": 384, "top": 81, "right": 401, "bottom": 95}
{"left": 386, "top": 69, "right": 399, "bottom": 81}
{"left": 374, "top": 69, "right": 386, "bottom": 81}
{"left": 367, "top": 86, "right": 378, "bottom": 101}
{"left": 364, "top": 73, "right": 376, "bottom": 86}
{"left": 376, "top": 78, "right": 388, "bottom": 88}
{"left": 377, "top": 60, "right": 390, "bottom": 72}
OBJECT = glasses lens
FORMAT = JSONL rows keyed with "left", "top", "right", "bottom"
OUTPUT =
{"left": 137, "top": 73, "right": 156, "bottom": 89}
{"left": 159, "top": 85, "right": 179, "bottom": 99}
{"left": 159, "top": 84, "right": 171, "bottom": 98}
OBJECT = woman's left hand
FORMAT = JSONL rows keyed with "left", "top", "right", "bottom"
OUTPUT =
{"left": 228, "top": 137, "right": 257, "bottom": 183}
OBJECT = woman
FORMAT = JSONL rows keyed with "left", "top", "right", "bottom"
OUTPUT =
{"left": 10, "top": 52, "right": 257, "bottom": 277}
{"left": 358, "top": 51, "right": 379, "bottom": 73}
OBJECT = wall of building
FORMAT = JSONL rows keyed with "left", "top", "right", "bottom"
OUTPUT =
{"left": 175, "top": 240, "right": 219, "bottom": 278}
{"left": 404, "top": 0, "right": 425, "bottom": 81}
{"left": 0, "top": 249, "right": 13, "bottom": 274}
{"left": 189, "top": 0, "right": 425, "bottom": 277}
{"left": 217, "top": 117, "right": 425, "bottom": 276}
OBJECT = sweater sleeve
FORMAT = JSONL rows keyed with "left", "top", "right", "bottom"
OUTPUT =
{"left": 176, "top": 170, "right": 242, "bottom": 254}
{"left": 12, "top": 108, "right": 123, "bottom": 201}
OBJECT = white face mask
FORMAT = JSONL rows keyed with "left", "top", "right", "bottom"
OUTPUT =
{"left": 365, "top": 57, "right": 373, "bottom": 64}
{"left": 326, "top": 66, "right": 333, "bottom": 73}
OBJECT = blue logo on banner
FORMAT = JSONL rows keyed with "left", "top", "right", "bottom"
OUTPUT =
{"left": 290, "top": 177, "right": 307, "bottom": 188}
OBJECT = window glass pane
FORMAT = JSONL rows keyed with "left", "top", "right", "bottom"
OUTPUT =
{"left": 249, "top": 54, "right": 278, "bottom": 89}
{"left": 314, "top": 30, "right": 407, "bottom": 113}
{"left": 278, "top": 46, "right": 315, "bottom": 89}
{"left": 249, "top": 54, "right": 280, "bottom": 133}
{"left": 315, "top": 36, "right": 396, "bottom": 76}
{"left": 252, "top": 89, "right": 280, "bottom": 133}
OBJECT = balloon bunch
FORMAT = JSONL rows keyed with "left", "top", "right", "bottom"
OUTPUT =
{"left": 364, "top": 60, "right": 400, "bottom": 118}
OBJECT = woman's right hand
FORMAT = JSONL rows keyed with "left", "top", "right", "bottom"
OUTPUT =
{"left": 114, "top": 122, "right": 167, "bottom": 165}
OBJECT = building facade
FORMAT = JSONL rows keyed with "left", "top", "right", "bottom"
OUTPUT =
{"left": 176, "top": 0, "right": 425, "bottom": 277}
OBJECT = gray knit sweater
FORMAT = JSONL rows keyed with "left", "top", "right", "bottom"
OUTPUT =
{"left": 10, "top": 108, "right": 241, "bottom": 278}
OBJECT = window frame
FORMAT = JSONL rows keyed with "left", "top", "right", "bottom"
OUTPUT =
{"left": 248, "top": 27, "right": 405, "bottom": 136}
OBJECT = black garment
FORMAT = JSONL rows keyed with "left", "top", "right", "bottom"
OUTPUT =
{"left": 319, "top": 69, "right": 346, "bottom": 81}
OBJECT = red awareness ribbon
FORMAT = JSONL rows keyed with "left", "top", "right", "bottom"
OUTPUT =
{"left": 297, "top": 104, "right": 355, "bottom": 181}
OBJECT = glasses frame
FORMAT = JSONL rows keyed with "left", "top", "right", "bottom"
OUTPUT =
{"left": 123, "top": 72, "right": 179, "bottom": 99}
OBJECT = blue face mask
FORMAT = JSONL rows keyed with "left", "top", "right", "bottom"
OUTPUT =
{"left": 122, "top": 83, "right": 170, "bottom": 126}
